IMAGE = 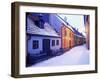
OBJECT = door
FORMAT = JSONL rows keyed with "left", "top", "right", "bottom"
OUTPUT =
{"left": 69, "top": 40, "right": 71, "bottom": 48}
{"left": 43, "top": 39, "right": 50, "bottom": 55}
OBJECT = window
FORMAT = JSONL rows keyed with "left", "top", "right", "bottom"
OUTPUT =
{"left": 65, "top": 30, "right": 67, "bottom": 36}
{"left": 56, "top": 40, "right": 59, "bottom": 45}
{"left": 70, "top": 32, "right": 71, "bottom": 37}
{"left": 52, "top": 40, "right": 55, "bottom": 46}
{"left": 34, "top": 20, "right": 40, "bottom": 27}
{"left": 34, "top": 16, "right": 44, "bottom": 29}
{"left": 33, "top": 40, "right": 39, "bottom": 49}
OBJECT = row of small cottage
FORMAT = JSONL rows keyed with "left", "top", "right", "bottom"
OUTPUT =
{"left": 26, "top": 13, "right": 88, "bottom": 65}
{"left": 50, "top": 14, "right": 86, "bottom": 51}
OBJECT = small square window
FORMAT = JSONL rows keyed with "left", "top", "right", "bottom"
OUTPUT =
{"left": 65, "top": 30, "right": 67, "bottom": 36}
{"left": 52, "top": 40, "right": 55, "bottom": 46}
{"left": 33, "top": 40, "right": 39, "bottom": 49}
{"left": 56, "top": 40, "right": 59, "bottom": 45}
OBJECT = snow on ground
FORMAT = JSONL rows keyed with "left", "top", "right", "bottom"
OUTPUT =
{"left": 31, "top": 44, "right": 89, "bottom": 67}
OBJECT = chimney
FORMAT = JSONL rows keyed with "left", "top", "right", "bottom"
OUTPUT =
{"left": 38, "top": 14, "right": 45, "bottom": 29}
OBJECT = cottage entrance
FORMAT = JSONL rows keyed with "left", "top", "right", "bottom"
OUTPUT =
{"left": 43, "top": 39, "right": 50, "bottom": 55}
{"left": 69, "top": 40, "right": 71, "bottom": 48}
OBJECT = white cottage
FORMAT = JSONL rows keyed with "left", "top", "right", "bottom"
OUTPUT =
{"left": 26, "top": 17, "right": 61, "bottom": 58}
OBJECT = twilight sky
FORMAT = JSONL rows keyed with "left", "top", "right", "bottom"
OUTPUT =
{"left": 58, "top": 14, "right": 86, "bottom": 36}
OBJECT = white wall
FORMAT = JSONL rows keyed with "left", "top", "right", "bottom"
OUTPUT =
{"left": 0, "top": 0, "right": 100, "bottom": 80}
{"left": 28, "top": 36, "right": 61, "bottom": 54}
{"left": 50, "top": 38, "right": 61, "bottom": 51}
{"left": 28, "top": 36, "right": 42, "bottom": 54}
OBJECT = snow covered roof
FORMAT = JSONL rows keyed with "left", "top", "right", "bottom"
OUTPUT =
{"left": 27, "top": 17, "right": 60, "bottom": 37}
{"left": 56, "top": 14, "right": 84, "bottom": 38}
{"left": 71, "top": 27, "right": 85, "bottom": 38}
{"left": 56, "top": 15, "right": 74, "bottom": 32}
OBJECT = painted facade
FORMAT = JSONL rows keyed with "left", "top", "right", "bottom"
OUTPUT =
{"left": 27, "top": 35, "right": 61, "bottom": 56}
{"left": 49, "top": 14, "right": 85, "bottom": 51}
{"left": 61, "top": 23, "right": 74, "bottom": 50}
{"left": 26, "top": 13, "right": 61, "bottom": 66}
{"left": 72, "top": 27, "right": 85, "bottom": 46}
{"left": 84, "top": 15, "right": 90, "bottom": 49}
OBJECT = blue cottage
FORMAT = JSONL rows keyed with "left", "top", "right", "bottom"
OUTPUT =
{"left": 26, "top": 13, "right": 61, "bottom": 66}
